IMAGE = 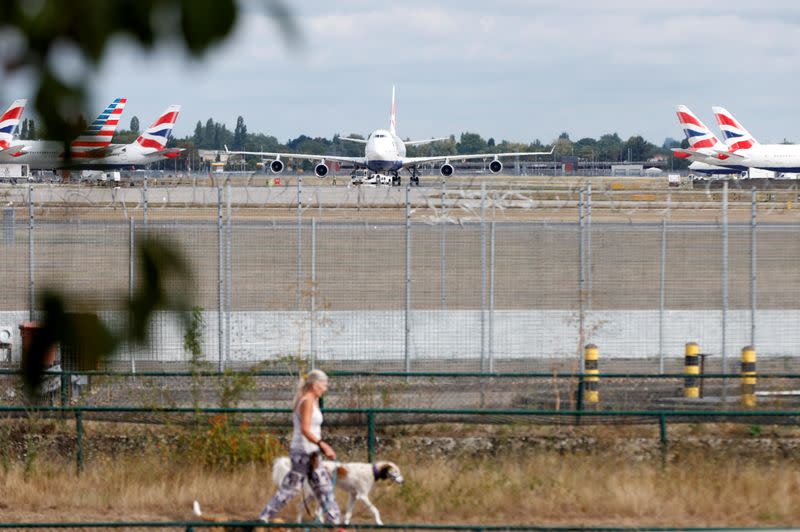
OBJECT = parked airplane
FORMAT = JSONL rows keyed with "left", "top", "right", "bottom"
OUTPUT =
{"left": 711, "top": 107, "right": 800, "bottom": 173}
{"left": 79, "top": 105, "right": 183, "bottom": 168}
{"left": 0, "top": 98, "right": 127, "bottom": 169}
{"left": 0, "top": 99, "right": 27, "bottom": 152}
{"left": 671, "top": 105, "right": 744, "bottom": 175}
{"left": 225, "top": 87, "right": 552, "bottom": 185}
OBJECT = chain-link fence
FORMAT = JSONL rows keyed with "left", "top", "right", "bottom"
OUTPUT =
{"left": 2, "top": 177, "right": 800, "bottom": 375}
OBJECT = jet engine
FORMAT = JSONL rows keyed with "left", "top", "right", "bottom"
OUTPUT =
{"left": 314, "top": 163, "right": 329, "bottom": 178}
{"left": 269, "top": 159, "right": 285, "bottom": 173}
{"left": 489, "top": 159, "right": 503, "bottom": 173}
{"left": 439, "top": 163, "right": 454, "bottom": 177}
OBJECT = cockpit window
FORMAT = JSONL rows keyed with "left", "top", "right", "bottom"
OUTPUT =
{"left": 374, "top": 134, "right": 386, "bottom": 138}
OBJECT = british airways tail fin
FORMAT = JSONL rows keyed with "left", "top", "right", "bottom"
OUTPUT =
{"left": 0, "top": 99, "right": 27, "bottom": 150}
{"left": 712, "top": 106, "right": 759, "bottom": 151}
{"left": 389, "top": 85, "right": 397, "bottom": 136}
{"left": 135, "top": 105, "right": 180, "bottom": 152}
{"left": 675, "top": 105, "right": 726, "bottom": 151}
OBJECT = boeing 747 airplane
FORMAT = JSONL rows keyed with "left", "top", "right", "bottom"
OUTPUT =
{"left": 225, "top": 87, "right": 552, "bottom": 185}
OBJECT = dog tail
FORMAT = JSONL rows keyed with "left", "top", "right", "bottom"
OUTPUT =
{"left": 192, "top": 500, "right": 203, "bottom": 517}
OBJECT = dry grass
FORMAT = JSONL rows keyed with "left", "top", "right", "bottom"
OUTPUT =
{"left": 2, "top": 446, "right": 800, "bottom": 527}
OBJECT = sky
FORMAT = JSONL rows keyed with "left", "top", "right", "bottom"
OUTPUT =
{"left": 5, "top": 0, "right": 800, "bottom": 146}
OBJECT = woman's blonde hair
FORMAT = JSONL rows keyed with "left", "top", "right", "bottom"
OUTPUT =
{"left": 293, "top": 369, "right": 329, "bottom": 410}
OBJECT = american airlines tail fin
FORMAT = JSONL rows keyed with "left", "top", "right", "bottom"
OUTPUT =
{"left": 675, "top": 105, "right": 726, "bottom": 151}
{"left": 71, "top": 98, "right": 127, "bottom": 156}
{"left": 389, "top": 85, "right": 397, "bottom": 136}
{"left": 135, "top": 105, "right": 180, "bottom": 152}
{"left": 712, "top": 106, "right": 759, "bottom": 152}
{"left": 0, "top": 99, "right": 27, "bottom": 150}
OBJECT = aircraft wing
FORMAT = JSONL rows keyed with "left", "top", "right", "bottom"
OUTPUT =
{"left": 225, "top": 146, "right": 366, "bottom": 165}
{"left": 0, "top": 144, "right": 29, "bottom": 156}
{"left": 711, "top": 149, "right": 747, "bottom": 160}
{"left": 402, "top": 149, "right": 554, "bottom": 166}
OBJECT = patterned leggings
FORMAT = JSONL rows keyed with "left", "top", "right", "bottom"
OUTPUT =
{"left": 260, "top": 450, "right": 341, "bottom": 524}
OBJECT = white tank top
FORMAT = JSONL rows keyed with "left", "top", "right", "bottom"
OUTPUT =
{"left": 290, "top": 397, "right": 323, "bottom": 453}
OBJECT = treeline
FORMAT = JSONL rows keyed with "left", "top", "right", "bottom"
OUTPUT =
{"left": 167, "top": 116, "right": 689, "bottom": 168}
{"left": 19, "top": 113, "right": 690, "bottom": 168}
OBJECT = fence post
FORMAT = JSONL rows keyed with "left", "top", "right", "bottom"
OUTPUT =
{"left": 310, "top": 218, "right": 317, "bottom": 370}
{"left": 129, "top": 218, "right": 136, "bottom": 374}
{"left": 296, "top": 175, "right": 303, "bottom": 310}
{"left": 583, "top": 343, "right": 599, "bottom": 405}
{"left": 586, "top": 183, "right": 592, "bottom": 310}
{"left": 217, "top": 186, "right": 224, "bottom": 372}
{"left": 750, "top": 188, "right": 757, "bottom": 347}
{"left": 367, "top": 410, "right": 376, "bottom": 462}
{"left": 142, "top": 176, "right": 148, "bottom": 227}
{"left": 659, "top": 413, "right": 668, "bottom": 464}
{"left": 578, "top": 189, "right": 585, "bottom": 354}
{"left": 684, "top": 342, "right": 700, "bottom": 398}
{"left": 721, "top": 181, "right": 729, "bottom": 400}
{"left": 28, "top": 183, "right": 34, "bottom": 322}
{"left": 480, "top": 183, "right": 486, "bottom": 372}
{"left": 489, "top": 219, "right": 495, "bottom": 373}
{"left": 659, "top": 218, "right": 667, "bottom": 374}
{"left": 440, "top": 177, "right": 446, "bottom": 310}
{"left": 404, "top": 184, "right": 411, "bottom": 374}
{"left": 75, "top": 410, "right": 84, "bottom": 474}
{"left": 226, "top": 180, "right": 232, "bottom": 363}
{"left": 741, "top": 345, "right": 756, "bottom": 407}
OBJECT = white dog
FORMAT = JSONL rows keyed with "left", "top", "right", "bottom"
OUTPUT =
{"left": 271, "top": 456, "right": 404, "bottom": 525}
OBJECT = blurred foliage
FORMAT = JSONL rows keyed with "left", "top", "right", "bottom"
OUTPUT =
{"left": 22, "top": 237, "right": 194, "bottom": 397}
{"left": 0, "top": 0, "right": 297, "bottom": 155}
{"left": 2, "top": 0, "right": 296, "bottom": 394}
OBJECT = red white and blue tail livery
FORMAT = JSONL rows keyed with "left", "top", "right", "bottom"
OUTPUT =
{"left": 712, "top": 106, "right": 759, "bottom": 152}
{"left": 71, "top": 97, "right": 127, "bottom": 157}
{"left": 135, "top": 105, "right": 180, "bottom": 153}
{"left": 0, "top": 99, "right": 27, "bottom": 151}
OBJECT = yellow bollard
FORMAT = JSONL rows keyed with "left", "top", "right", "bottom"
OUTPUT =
{"left": 684, "top": 342, "right": 700, "bottom": 398}
{"left": 741, "top": 346, "right": 757, "bottom": 407}
{"left": 584, "top": 344, "right": 599, "bottom": 404}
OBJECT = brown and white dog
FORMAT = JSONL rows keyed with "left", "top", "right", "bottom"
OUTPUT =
{"left": 271, "top": 456, "right": 404, "bottom": 525}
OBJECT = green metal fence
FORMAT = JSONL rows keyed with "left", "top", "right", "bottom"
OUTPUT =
{"left": 2, "top": 404, "right": 799, "bottom": 471}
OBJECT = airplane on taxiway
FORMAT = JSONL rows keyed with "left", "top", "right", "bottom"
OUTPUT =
{"left": 225, "top": 86, "right": 553, "bottom": 185}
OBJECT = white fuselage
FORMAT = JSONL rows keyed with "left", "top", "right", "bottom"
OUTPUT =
{"left": 364, "top": 129, "right": 406, "bottom": 172}
{"left": 733, "top": 144, "right": 800, "bottom": 172}
{"left": 0, "top": 140, "right": 165, "bottom": 169}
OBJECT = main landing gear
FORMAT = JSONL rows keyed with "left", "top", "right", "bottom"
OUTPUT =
{"left": 408, "top": 166, "right": 420, "bottom": 187}
{"left": 391, "top": 170, "right": 401, "bottom": 187}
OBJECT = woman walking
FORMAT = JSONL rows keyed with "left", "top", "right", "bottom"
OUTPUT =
{"left": 259, "top": 369, "right": 342, "bottom": 525}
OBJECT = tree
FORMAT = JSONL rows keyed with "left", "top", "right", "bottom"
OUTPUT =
{"left": 233, "top": 116, "right": 247, "bottom": 150}
{"left": 19, "top": 119, "right": 28, "bottom": 140}
{"left": 27, "top": 119, "right": 36, "bottom": 139}
{"left": 597, "top": 133, "right": 623, "bottom": 161}
{"left": 193, "top": 121, "right": 203, "bottom": 146}
{"left": 456, "top": 132, "right": 487, "bottom": 154}
{"left": 130, "top": 116, "right": 140, "bottom": 134}
{"left": 623, "top": 135, "right": 655, "bottom": 161}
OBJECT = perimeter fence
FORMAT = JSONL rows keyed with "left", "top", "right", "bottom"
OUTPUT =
{"left": 2, "top": 178, "right": 800, "bottom": 375}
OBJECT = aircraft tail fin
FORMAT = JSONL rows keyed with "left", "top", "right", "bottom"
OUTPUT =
{"left": 712, "top": 106, "right": 759, "bottom": 151}
{"left": 389, "top": 85, "right": 397, "bottom": 136}
{"left": 0, "top": 99, "right": 27, "bottom": 150}
{"left": 135, "top": 104, "right": 180, "bottom": 152}
{"left": 675, "top": 104, "right": 726, "bottom": 151}
{"left": 71, "top": 97, "right": 127, "bottom": 156}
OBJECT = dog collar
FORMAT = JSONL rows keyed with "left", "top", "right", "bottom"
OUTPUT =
{"left": 372, "top": 463, "right": 379, "bottom": 480}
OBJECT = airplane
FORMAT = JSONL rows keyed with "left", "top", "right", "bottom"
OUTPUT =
{"left": 711, "top": 106, "right": 800, "bottom": 173}
{"left": 0, "top": 99, "right": 27, "bottom": 153}
{"left": 0, "top": 98, "right": 127, "bottom": 169}
{"left": 224, "top": 87, "right": 553, "bottom": 185}
{"left": 671, "top": 105, "right": 744, "bottom": 176}
{"left": 77, "top": 105, "right": 183, "bottom": 168}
